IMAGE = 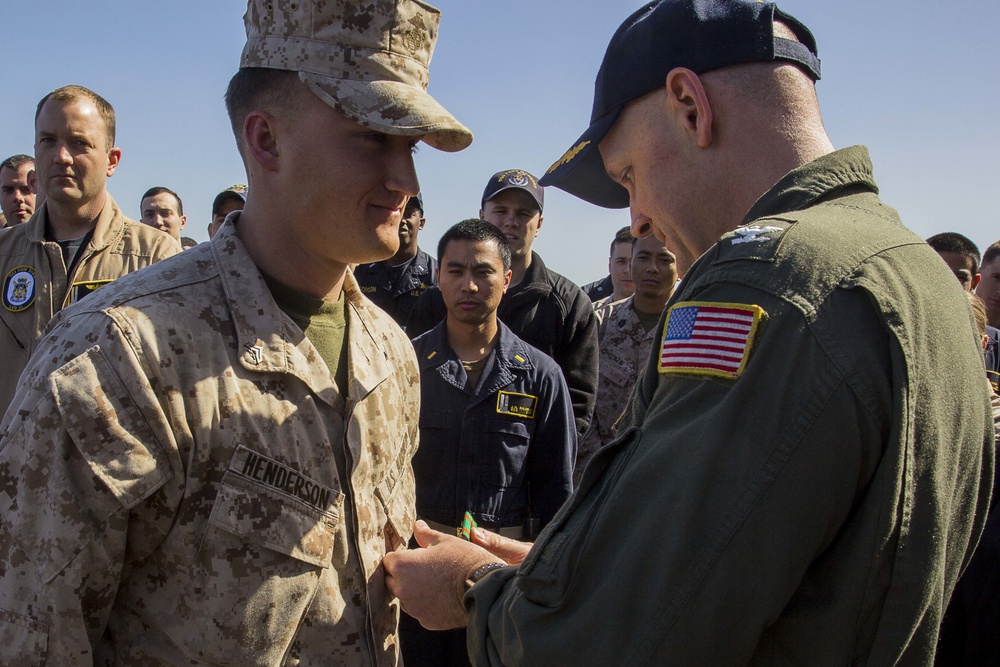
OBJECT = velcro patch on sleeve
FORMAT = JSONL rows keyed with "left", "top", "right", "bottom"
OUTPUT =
{"left": 496, "top": 391, "right": 538, "bottom": 419}
{"left": 658, "top": 301, "right": 765, "bottom": 380}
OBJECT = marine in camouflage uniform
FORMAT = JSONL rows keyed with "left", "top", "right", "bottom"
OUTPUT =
{"left": 0, "top": 0, "right": 472, "bottom": 664}
{"left": 576, "top": 296, "right": 659, "bottom": 478}
{"left": 0, "top": 227, "right": 420, "bottom": 664}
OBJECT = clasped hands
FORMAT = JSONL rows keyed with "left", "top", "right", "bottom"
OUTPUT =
{"left": 383, "top": 520, "right": 532, "bottom": 630}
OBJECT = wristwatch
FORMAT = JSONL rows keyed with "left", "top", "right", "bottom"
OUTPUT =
{"left": 465, "top": 562, "right": 507, "bottom": 590}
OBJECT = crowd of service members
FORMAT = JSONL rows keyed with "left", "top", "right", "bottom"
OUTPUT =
{"left": 3, "top": 140, "right": 997, "bottom": 664}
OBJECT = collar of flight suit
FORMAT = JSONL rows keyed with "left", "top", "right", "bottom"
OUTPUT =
{"left": 210, "top": 219, "right": 393, "bottom": 413}
{"left": 740, "top": 146, "right": 879, "bottom": 226}
{"left": 23, "top": 194, "right": 128, "bottom": 251}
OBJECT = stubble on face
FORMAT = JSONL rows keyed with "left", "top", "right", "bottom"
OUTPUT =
{"left": 34, "top": 98, "right": 115, "bottom": 210}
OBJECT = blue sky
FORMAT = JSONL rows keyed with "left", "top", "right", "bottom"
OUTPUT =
{"left": 2, "top": 0, "right": 997, "bottom": 285}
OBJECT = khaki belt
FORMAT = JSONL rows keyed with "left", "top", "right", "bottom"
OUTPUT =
{"left": 423, "top": 519, "right": 525, "bottom": 540}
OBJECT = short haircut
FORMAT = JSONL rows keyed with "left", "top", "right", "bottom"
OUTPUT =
{"left": 983, "top": 241, "right": 1000, "bottom": 269}
{"left": 926, "top": 232, "right": 981, "bottom": 274}
{"left": 224, "top": 68, "right": 303, "bottom": 156}
{"left": 437, "top": 218, "right": 512, "bottom": 272}
{"left": 212, "top": 191, "right": 245, "bottom": 217}
{"left": 141, "top": 186, "right": 184, "bottom": 216}
{"left": 35, "top": 85, "right": 116, "bottom": 149}
{"left": 0, "top": 154, "right": 34, "bottom": 173}
{"left": 610, "top": 225, "right": 632, "bottom": 255}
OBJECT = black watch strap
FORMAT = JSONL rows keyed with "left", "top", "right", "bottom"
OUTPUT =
{"left": 465, "top": 562, "right": 507, "bottom": 590}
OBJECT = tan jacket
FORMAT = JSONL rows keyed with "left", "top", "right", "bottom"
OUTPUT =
{"left": 0, "top": 195, "right": 180, "bottom": 414}
{"left": 0, "top": 223, "right": 419, "bottom": 665}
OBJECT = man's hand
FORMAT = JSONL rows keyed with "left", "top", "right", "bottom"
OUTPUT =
{"left": 470, "top": 526, "right": 533, "bottom": 566}
{"left": 384, "top": 520, "right": 501, "bottom": 630}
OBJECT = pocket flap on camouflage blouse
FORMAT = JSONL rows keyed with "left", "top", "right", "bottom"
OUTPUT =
{"left": 50, "top": 345, "right": 173, "bottom": 510}
{"left": 210, "top": 453, "right": 344, "bottom": 568}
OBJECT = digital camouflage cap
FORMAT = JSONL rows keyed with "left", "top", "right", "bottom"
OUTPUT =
{"left": 241, "top": 0, "right": 472, "bottom": 152}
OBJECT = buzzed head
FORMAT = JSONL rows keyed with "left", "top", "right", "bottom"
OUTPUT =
{"left": 927, "top": 232, "right": 981, "bottom": 292}
{"left": 224, "top": 68, "right": 307, "bottom": 161}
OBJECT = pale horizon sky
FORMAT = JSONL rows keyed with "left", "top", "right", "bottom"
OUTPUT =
{"left": 2, "top": 0, "right": 997, "bottom": 285}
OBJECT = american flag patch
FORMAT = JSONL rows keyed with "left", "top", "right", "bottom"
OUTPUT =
{"left": 658, "top": 301, "right": 765, "bottom": 379}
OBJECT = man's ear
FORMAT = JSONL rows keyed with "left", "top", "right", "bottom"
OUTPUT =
{"left": 972, "top": 273, "right": 982, "bottom": 291}
{"left": 27, "top": 169, "right": 37, "bottom": 194}
{"left": 106, "top": 147, "right": 122, "bottom": 177}
{"left": 502, "top": 269, "right": 512, "bottom": 292}
{"left": 664, "top": 67, "right": 714, "bottom": 149}
{"left": 245, "top": 111, "right": 281, "bottom": 172}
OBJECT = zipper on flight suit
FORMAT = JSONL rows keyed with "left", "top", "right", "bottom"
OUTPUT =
{"left": 1, "top": 316, "right": 25, "bottom": 349}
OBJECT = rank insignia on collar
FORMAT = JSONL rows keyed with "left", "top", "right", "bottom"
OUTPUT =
{"left": 730, "top": 225, "right": 784, "bottom": 245}
{"left": 3, "top": 266, "right": 35, "bottom": 312}
{"left": 243, "top": 342, "right": 264, "bottom": 365}
{"left": 658, "top": 301, "right": 766, "bottom": 380}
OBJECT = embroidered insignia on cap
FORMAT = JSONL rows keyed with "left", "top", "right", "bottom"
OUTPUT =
{"left": 730, "top": 225, "right": 784, "bottom": 245}
{"left": 658, "top": 301, "right": 765, "bottom": 380}
{"left": 496, "top": 390, "right": 537, "bottom": 419}
{"left": 546, "top": 141, "right": 590, "bottom": 174}
{"left": 495, "top": 169, "right": 538, "bottom": 188}
{"left": 3, "top": 266, "right": 35, "bottom": 312}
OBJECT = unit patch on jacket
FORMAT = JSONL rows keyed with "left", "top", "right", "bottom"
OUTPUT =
{"left": 658, "top": 301, "right": 765, "bottom": 380}
{"left": 496, "top": 390, "right": 538, "bottom": 419}
{"left": 3, "top": 266, "right": 34, "bottom": 312}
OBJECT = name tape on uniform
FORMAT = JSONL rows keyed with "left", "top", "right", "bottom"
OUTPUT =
{"left": 659, "top": 301, "right": 765, "bottom": 380}
{"left": 496, "top": 390, "right": 538, "bottom": 419}
{"left": 231, "top": 445, "right": 335, "bottom": 511}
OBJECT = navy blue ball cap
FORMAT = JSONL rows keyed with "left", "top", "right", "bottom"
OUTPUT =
{"left": 482, "top": 169, "right": 545, "bottom": 213}
{"left": 405, "top": 192, "right": 424, "bottom": 216}
{"left": 539, "top": 0, "right": 821, "bottom": 209}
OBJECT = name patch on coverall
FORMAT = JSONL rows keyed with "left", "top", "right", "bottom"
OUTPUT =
{"left": 496, "top": 391, "right": 538, "bottom": 419}
{"left": 232, "top": 445, "right": 333, "bottom": 510}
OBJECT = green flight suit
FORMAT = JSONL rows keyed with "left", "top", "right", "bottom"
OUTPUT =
{"left": 466, "top": 147, "right": 994, "bottom": 665}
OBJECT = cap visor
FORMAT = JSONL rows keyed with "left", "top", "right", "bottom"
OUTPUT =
{"left": 539, "top": 111, "right": 629, "bottom": 209}
{"left": 301, "top": 72, "right": 473, "bottom": 153}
